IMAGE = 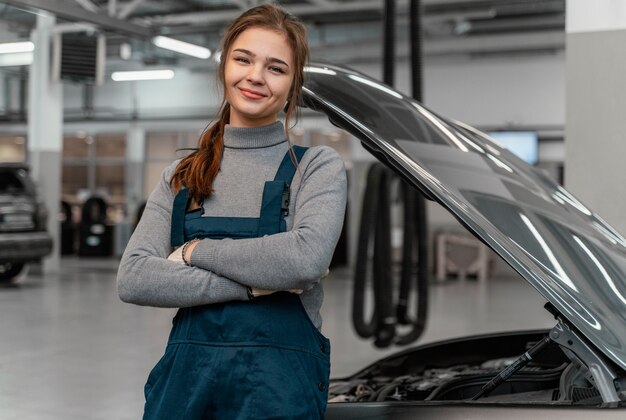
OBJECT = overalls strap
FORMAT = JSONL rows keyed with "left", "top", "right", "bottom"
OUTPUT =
{"left": 170, "top": 187, "right": 189, "bottom": 247}
{"left": 258, "top": 145, "right": 308, "bottom": 236}
{"left": 170, "top": 145, "right": 309, "bottom": 245}
{"left": 273, "top": 145, "right": 308, "bottom": 182}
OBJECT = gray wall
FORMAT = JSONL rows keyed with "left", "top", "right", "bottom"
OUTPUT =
{"left": 55, "top": 53, "right": 566, "bottom": 130}
{"left": 565, "top": 30, "right": 626, "bottom": 236}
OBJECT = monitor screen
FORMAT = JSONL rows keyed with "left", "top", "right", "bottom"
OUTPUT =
{"left": 487, "top": 131, "right": 538, "bottom": 165}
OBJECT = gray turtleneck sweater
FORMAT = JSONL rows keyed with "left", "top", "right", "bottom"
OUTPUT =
{"left": 117, "top": 121, "right": 347, "bottom": 329}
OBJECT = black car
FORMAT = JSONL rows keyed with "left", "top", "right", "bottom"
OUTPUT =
{"left": 0, "top": 163, "right": 53, "bottom": 282}
{"left": 300, "top": 64, "right": 626, "bottom": 417}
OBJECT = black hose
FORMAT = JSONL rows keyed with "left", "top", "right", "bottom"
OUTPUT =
{"left": 383, "top": 0, "right": 395, "bottom": 86}
{"left": 373, "top": 167, "right": 395, "bottom": 348}
{"left": 410, "top": 0, "right": 423, "bottom": 102}
{"left": 395, "top": 0, "right": 429, "bottom": 346}
{"left": 396, "top": 182, "right": 415, "bottom": 325}
{"left": 353, "top": 0, "right": 429, "bottom": 348}
{"left": 396, "top": 181, "right": 429, "bottom": 345}
{"left": 352, "top": 163, "right": 430, "bottom": 348}
{"left": 352, "top": 164, "right": 384, "bottom": 338}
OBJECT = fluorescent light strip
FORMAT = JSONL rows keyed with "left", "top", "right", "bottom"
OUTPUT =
{"left": 0, "top": 52, "right": 33, "bottom": 67}
{"left": 0, "top": 41, "right": 34, "bottom": 54}
{"left": 153, "top": 36, "right": 211, "bottom": 59}
{"left": 111, "top": 70, "right": 175, "bottom": 81}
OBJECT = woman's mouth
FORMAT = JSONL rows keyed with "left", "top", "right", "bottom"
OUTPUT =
{"left": 239, "top": 88, "right": 267, "bottom": 100}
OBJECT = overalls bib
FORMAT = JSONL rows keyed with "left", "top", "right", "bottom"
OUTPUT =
{"left": 143, "top": 146, "right": 331, "bottom": 420}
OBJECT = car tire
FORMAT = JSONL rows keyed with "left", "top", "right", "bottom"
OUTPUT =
{"left": 0, "top": 262, "right": 25, "bottom": 282}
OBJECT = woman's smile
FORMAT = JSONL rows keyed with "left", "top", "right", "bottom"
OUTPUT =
{"left": 239, "top": 87, "right": 268, "bottom": 100}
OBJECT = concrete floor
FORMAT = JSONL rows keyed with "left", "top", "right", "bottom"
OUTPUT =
{"left": 0, "top": 257, "right": 555, "bottom": 419}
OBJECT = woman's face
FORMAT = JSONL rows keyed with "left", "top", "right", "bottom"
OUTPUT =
{"left": 224, "top": 27, "right": 295, "bottom": 128}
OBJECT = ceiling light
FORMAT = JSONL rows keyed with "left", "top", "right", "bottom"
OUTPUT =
{"left": 0, "top": 52, "right": 33, "bottom": 66}
{"left": 111, "top": 70, "right": 175, "bottom": 81}
{"left": 152, "top": 36, "right": 211, "bottom": 59}
{"left": 120, "top": 43, "right": 132, "bottom": 60}
{"left": 0, "top": 41, "right": 34, "bottom": 54}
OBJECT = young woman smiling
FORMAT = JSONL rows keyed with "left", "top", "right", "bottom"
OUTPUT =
{"left": 116, "top": 4, "right": 347, "bottom": 419}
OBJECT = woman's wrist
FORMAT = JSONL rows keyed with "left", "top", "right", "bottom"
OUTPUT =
{"left": 182, "top": 239, "right": 200, "bottom": 266}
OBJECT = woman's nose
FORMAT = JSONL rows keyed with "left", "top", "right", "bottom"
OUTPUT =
{"left": 246, "top": 64, "right": 264, "bottom": 84}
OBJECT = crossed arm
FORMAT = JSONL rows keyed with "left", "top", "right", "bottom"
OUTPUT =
{"left": 116, "top": 146, "right": 347, "bottom": 308}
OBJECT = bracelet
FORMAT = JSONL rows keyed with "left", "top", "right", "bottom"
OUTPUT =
{"left": 181, "top": 239, "right": 199, "bottom": 266}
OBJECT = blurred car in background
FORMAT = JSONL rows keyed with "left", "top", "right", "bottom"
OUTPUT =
{"left": 0, "top": 163, "right": 52, "bottom": 282}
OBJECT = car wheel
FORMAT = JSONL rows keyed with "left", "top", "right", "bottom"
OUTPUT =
{"left": 0, "top": 262, "right": 25, "bottom": 282}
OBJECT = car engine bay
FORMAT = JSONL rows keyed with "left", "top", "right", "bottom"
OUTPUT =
{"left": 328, "top": 329, "right": 626, "bottom": 406}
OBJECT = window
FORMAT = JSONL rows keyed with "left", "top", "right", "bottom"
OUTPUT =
{"left": 143, "top": 131, "right": 200, "bottom": 198}
{"left": 0, "top": 135, "right": 26, "bottom": 162}
{"left": 62, "top": 133, "right": 126, "bottom": 222}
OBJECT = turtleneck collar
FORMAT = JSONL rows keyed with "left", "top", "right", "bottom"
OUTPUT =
{"left": 223, "top": 121, "right": 286, "bottom": 149}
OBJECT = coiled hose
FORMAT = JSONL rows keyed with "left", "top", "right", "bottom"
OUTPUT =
{"left": 352, "top": 162, "right": 429, "bottom": 348}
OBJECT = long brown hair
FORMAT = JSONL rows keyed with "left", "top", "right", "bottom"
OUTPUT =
{"left": 170, "top": 3, "right": 309, "bottom": 203}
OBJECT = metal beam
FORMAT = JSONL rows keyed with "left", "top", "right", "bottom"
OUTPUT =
{"left": 108, "top": 0, "right": 117, "bottom": 17}
{"left": 143, "top": 0, "right": 390, "bottom": 26}
{"left": 74, "top": 0, "right": 99, "bottom": 13}
{"left": 310, "top": 30, "right": 565, "bottom": 64}
{"left": 229, "top": 0, "right": 250, "bottom": 10}
{"left": 118, "top": 0, "right": 146, "bottom": 20}
{"left": 306, "top": 0, "right": 333, "bottom": 7}
{"left": 2, "top": 0, "right": 152, "bottom": 38}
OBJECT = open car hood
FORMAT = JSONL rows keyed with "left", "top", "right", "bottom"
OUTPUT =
{"left": 302, "top": 63, "right": 626, "bottom": 371}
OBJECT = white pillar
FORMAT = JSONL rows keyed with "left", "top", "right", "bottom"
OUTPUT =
{"left": 565, "top": 0, "right": 626, "bottom": 235}
{"left": 125, "top": 123, "right": 145, "bottom": 221}
{"left": 27, "top": 12, "right": 62, "bottom": 273}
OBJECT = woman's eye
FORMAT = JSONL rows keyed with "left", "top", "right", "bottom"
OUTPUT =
{"left": 269, "top": 66, "right": 286, "bottom": 74}
{"left": 234, "top": 57, "right": 249, "bottom": 63}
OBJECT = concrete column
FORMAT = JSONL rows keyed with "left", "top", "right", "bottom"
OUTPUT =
{"left": 565, "top": 0, "right": 626, "bottom": 235}
{"left": 125, "top": 123, "right": 145, "bottom": 221}
{"left": 27, "top": 13, "right": 62, "bottom": 273}
{"left": 1, "top": 73, "right": 6, "bottom": 113}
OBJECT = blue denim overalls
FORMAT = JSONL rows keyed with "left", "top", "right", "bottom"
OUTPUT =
{"left": 143, "top": 146, "right": 331, "bottom": 419}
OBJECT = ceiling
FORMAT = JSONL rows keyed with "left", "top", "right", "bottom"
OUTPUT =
{"left": 0, "top": 0, "right": 566, "bottom": 68}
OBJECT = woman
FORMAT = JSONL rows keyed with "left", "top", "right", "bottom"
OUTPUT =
{"left": 116, "top": 4, "right": 347, "bottom": 419}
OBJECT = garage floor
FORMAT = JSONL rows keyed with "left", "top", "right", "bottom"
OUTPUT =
{"left": 0, "top": 257, "right": 554, "bottom": 419}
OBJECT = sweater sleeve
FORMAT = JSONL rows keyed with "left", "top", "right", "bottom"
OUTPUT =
{"left": 189, "top": 146, "right": 348, "bottom": 291}
{"left": 116, "top": 162, "right": 249, "bottom": 307}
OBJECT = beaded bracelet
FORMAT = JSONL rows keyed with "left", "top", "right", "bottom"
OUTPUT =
{"left": 181, "top": 239, "right": 199, "bottom": 266}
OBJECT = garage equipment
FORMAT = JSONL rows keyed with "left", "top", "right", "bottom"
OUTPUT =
{"left": 436, "top": 232, "right": 490, "bottom": 282}
{"left": 352, "top": 163, "right": 429, "bottom": 348}
{"left": 352, "top": 0, "right": 428, "bottom": 348}
{"left": 60, "top": 200, "right": 76, "bottom": 255}
{"left": 78, "top": 196, "right": 113, "bottom": 257}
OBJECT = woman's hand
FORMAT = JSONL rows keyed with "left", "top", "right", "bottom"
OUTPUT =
{"left": 167, "top": 245, "right": 185, "bottom": 264}
{"left": 251, "top": 287, "right": 303, "bottom": 297}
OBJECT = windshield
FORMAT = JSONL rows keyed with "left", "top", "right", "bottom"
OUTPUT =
{"left": 303, "top": 64, "right": 626, "bottom": 370}
{"left": 0, "top": 171, "right": 26, "bottom": 194}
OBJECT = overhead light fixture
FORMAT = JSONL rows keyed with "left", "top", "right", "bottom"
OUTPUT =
{"left": 0, "top": 42, "right": 34, "bottom": 66}
{"left": 0, "top": 41, "right": 34, "bottom": 54}
{"left": 0, "top": 52, "right": 33, "bottom": 67}
{"left": 111, "top": 69, "right": 175, "bottom": 81}
{"left": 152, "top": 36, "right": 211, "bottom": 59}
{"left": 120, "top": 43, "right": 132, "bottom": 60}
